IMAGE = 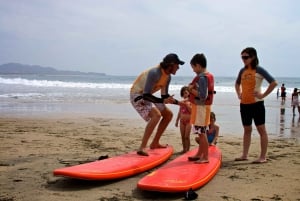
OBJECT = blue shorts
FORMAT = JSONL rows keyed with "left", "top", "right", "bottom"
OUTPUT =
{"left": 240, "top": 101, "right": 265, "bottom": 126}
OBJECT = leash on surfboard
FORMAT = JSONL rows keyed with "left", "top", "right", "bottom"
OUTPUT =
{"left": 57, "top": 155, "right": 109, "bottom": 166}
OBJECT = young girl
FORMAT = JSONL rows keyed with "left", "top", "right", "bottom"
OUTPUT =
{"left": 195, "top": 112, "right": 219, "bottom": 146}
{"left": 291, "top": 88, "right": 300, "bottom": 116}
{"left": 175, "top": 86, "right": 192, "bottom": 153}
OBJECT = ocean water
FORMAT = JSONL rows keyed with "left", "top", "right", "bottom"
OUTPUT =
{"left": 0, "top": 74, "right": 299, "bottom": 138}
{"left": 0, "top": 74, "right": 298, "bottom": 103}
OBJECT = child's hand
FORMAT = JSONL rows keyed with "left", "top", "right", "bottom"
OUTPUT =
{"left": 178, "top": 101, "right": 186, "bottom": 107}
{"left": 188, "top": 84, "right": 194, "bottom": 91}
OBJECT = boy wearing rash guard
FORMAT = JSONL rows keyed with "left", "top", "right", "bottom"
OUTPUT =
{"left": 130, "top": 53, "right": 185, "bottom": 156}
{"left": 235, "top": 47, "right": 277, "bottom": 164}
{"left": 187, "top": 53, "right": 214, "bottom": 164}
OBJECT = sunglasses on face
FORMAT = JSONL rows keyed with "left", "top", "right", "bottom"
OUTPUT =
{"left": 241, "top": 55, "right": 251, "bottom": 60}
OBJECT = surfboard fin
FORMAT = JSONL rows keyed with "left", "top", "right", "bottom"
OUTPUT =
{"left": 184, "top": 188, "right": 198, "bottom": 200}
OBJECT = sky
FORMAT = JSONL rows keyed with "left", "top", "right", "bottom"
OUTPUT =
{"left": 0, "top": 0, "right": 299, "bottom": 77}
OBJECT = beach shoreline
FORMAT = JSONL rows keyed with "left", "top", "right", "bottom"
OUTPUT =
{"left": 1, "top": 92, "right": 299, "bottom": 139}
{"left": 0, "top": 114, "right": 299, "bottom": 201}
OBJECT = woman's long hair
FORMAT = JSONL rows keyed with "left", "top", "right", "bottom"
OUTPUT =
{"left": 241, "top": 47, "right": 259, "bottom": 69}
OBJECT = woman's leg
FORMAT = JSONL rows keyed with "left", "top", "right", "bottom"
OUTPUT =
{"left": 255, "top": 124, "right": 268, "bottom": 162}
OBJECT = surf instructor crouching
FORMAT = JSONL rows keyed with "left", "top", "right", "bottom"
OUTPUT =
{"left": 130, "top": 53, "right": 185, "bottom": 156}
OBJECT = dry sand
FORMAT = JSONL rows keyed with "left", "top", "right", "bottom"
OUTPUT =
{"left": 0, "top": 116, "right": 300, "bottom": 201}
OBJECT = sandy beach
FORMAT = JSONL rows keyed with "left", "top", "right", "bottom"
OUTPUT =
{"left": 0, "top": 106, "right": 299, "bottom": 201}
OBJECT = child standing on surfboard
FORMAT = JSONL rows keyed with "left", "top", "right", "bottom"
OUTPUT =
{"left": 175, "top": 86, "right": 192, "bottom": 153}
{"left": 187, "top": 53, "right": 215, "bottom": 164}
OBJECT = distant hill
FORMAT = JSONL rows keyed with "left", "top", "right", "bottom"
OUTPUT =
{"left": 0, "top": 63, "right": 106, "bottom": 76}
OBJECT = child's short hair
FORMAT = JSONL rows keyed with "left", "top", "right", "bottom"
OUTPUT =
{"left": 180, "top": 86, "right": 189, "bottom": 97}
{"left": 190, "top": 53, "right": 207, "bottom": 68}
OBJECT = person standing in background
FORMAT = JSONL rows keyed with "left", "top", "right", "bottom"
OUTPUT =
{"left": 281, "top": 83, "right": 286, "bottom": 104}
{"left": 130, "top": 53, "right": 185, "bottom": 156}
{"left": 235, "top": 47, "right": 277, "bottom": 164}
{"left": 291, "top": 88, "right": 300, "bottom": 116}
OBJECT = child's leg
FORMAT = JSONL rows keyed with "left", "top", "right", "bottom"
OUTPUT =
{"left": 180, "top": 122, "right": 186, "bottom": 152}
{"left": 184, "top": 124, "right": 191, "bottom": 152}
{"left": 200, "top": 134, "right": 209, "bottom": 160}
{"left": 194, "top": 133, "right": 209, "bottom": 164}
{"left": 188, "top": 125, "right": 207, "bottom": 161}
{"left": 188, "top": 133, "right": 201, "bottom": 160}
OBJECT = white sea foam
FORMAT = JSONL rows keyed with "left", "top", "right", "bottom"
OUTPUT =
{"left": 0, "top": 76, "right": 296, "bottom": 98}
{"left": 0, "top": 92, "right": 44, "bottom": 98}
{"left": 0, "top": 77, "right": 132, "bottom": 89}
{"left": 0, "top": 77, "right": 241, "bottom": 93}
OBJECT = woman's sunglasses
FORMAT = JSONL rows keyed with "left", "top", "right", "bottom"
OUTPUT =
{"left": 241, "top": 55, "right": 251, "bottom": 60}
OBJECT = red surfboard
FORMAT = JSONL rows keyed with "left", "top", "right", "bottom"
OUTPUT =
{"left": 137, "top": 146, "right": 221, "bottom": 192}
{"left": 53, "top": 146, "right": 173, "bottom": 180}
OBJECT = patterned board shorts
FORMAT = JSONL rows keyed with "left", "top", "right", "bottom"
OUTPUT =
{"left": 192, "top": 125, "right": 208, "bottom": 135}
{"left": 130, "top": 93, "right": 166, "bottom": 122}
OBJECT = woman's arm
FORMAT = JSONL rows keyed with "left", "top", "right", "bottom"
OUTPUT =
{"left": 255, "top": 80, "right": 278, "bottom": 99}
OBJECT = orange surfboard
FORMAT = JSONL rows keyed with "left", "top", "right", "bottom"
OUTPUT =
{"left": 53, "top": 146, "right": 173, "bottom": 180}
{"left": 137, "top": 146, "right": 221, "bottom": 192}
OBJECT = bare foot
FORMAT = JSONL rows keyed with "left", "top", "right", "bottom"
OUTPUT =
{"left": 150, "top": 144, "right": 168, "bottom": 149}
{"left": 194, "top": 159, "right": 209, "bottom": 164}
{"left": 137, "top": 149, "right": 149, "bottom": 156}
{"left": 234, "top": 157, "right": 248, "bottom": 161}
{"left": 252, "top": 158, "right": 267, "bottom": 164}
{"left": 188, "top": 156, "right": 200, "bottom": 161}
